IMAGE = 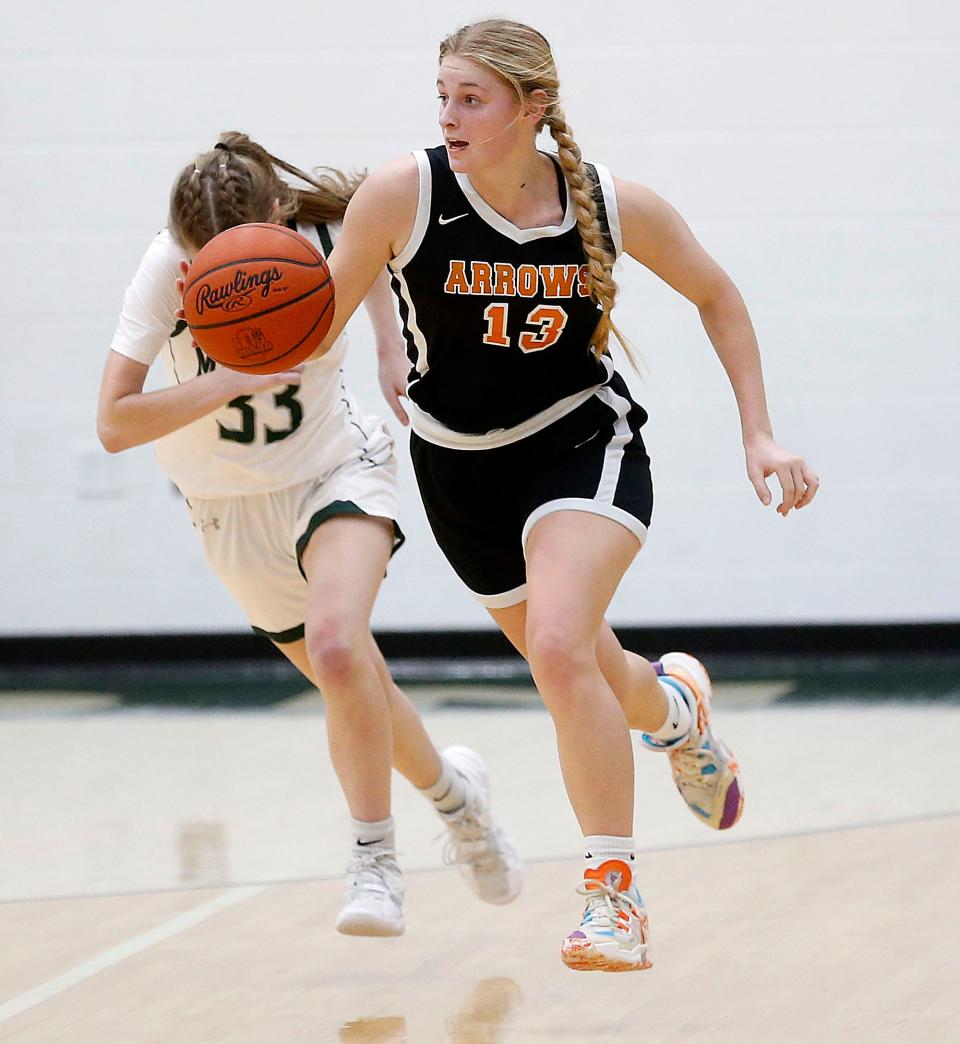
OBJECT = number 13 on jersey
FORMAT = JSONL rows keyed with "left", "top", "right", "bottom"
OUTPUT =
{"left": 482, "top": 303, "right": 569, "bottom": 353}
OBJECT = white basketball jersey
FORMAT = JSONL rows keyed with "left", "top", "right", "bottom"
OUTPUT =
{"left": 110, "top": 225, "right": 375, "bottom": 499}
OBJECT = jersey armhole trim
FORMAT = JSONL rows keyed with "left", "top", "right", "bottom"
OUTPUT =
{"left": 389, "top": 150, "right": 432, "bottom": 271}
{"left": 593, "top": 163, "right": 623, "bottom": 258}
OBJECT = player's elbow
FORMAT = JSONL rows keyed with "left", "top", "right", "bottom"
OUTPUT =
{"left": 695, "top": 271, "right": 742, "bottom": 317}
{"left": 97, "top": 413, "right": 128, "bottom": 454}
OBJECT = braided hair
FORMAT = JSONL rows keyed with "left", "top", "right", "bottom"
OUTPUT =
{"left": 168, "top": 132, "right": 364, "bottom": 254}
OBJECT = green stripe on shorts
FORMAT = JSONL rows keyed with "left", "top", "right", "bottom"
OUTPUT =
{"left": 252, "top": 622, "right": 306, "bottom": 644}
{"left": 295, "top": 500, "right": 405, "bottom": 580}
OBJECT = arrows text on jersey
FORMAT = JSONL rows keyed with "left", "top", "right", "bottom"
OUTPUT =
{"left": 444, "top": 260, "right": 590, "bottom": 298}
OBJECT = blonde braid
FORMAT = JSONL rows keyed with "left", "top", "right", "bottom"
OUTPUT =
{"left": 547, "top": 110, "right": 634, "bottom": 365}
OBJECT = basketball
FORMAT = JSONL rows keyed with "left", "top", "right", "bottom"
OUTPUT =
{"left": 182, "top": 223, "right": 335, "bottom": 374}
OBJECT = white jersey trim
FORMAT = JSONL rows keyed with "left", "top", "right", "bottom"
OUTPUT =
{"left": 408, "top": 352, "right": 614, "bottom": 450}
{"left": 592, "top": 163, "right": 623, "bottom": 258}
{"left": 391, "top": 267, "right": 430, "bottom": 376}
{"left": 469, "top": 581, "right": 529, "bottom": 609}
{"left": 390, "top": 150, "right": 432, "bottom": 271}
{"left": 453, "top": 152, "right": 576, "bottom": 244}
{"left": 521, "top": 500, "right": 648, "bottom": 550}
{"left": 409, "top": 384, "right": 593, "bottom": 451}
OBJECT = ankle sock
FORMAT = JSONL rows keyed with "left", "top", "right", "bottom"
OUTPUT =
{"left": 350, "top": 815, "right": 395, "bottom": 852}
{"left": 583, "top": 835, "right": 636, "bottom": 890}
{"left": 419, "top": 754, "right": 469, "bottom": 814}
{"left": 647, "top": 676, "right": 693, "bottom": 743}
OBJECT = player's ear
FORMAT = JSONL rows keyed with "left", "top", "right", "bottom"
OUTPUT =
{"left": 523, "top": 88, "right": 549, "bottom": 124}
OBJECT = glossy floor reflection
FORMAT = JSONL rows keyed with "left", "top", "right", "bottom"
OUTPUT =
{"left": 337, "top": 978, "right": 523, "bottom": 1043}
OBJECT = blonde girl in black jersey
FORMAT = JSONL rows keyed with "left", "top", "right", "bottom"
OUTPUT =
{"left": 302, "top": 19, "right": 818, "bottom": 972}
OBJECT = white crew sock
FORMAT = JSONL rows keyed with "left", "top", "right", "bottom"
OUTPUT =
{"left": 582, "top": 835, "right": 636, "bottom": 890}
{"left": 350, "top": 815, "right": 396, "bottom": 853}
{"left": 418, "top": 754, "right": 469, "bottom": 814}
{"left": 646, "top": 676, "right": 694, "bottom": 743}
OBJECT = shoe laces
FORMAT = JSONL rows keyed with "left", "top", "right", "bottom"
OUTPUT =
{"left": 574, "top": 880, "right": 630, "bottom": 931}
{"left": 670, "top": 731, "right": 722, "bottom": 793}
{"left": 346, "top": 849, "right": 400, "bottom": 895}
{"left": 440, "top": 805, "right": 503, "bottom": 873}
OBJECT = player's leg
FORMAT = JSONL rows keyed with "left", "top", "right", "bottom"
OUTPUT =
{"left": 362, "top": 634, "right": 522, "bottom": 904}
{"left": 522, "top": 510, "right": 639, "bottom": 834}
{"left": 296, "top": 512, "right": 405, "bottom": 935}
{"left": 278, "top": 629, "right": 522, "bottom": 905}
{"left": 488, "top": 607, "right": 667, "bottom": 731}
{"left": 299, "top": 513, "right": 396, "bottom": 821}
{"left": 504, "top": 509, "right": 650, "bottom": 971}
{"left": 275, "top": 631, "right": 443, "bottom": 792}
{"left": 293, "top": 511, "right": 521, "bottom": 910}
{"left": 490, "top": 607, "right": 742, "bottom": 831}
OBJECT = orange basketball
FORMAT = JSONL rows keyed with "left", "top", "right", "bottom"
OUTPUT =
{"left": 182, "top": 223, "right": 335, "bottom": 374}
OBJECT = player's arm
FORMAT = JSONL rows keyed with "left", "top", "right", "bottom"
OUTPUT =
{"left": 614, "top": 176, "right": 819, "bottom": 514}
{"left": 361, "top": 268, "right": 410, "bottom": 426}
{"left": 97, "top": 351, "right": 303, "bottom": 453}
{"left": 311, "top": 155, "right": 419, "bottom": 356}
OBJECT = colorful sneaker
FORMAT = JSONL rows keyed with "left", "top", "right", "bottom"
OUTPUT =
{"left": 439, "top": 746, "right": 523, "bottom": 905}
{"left": 642, "top": 652, "right": 744, "bottom": 830}
{"left": 561, "top": 859, "right": 652, "bottom": 972}
{"left": 335, "top": 847, "right": 405, "bottom": 937}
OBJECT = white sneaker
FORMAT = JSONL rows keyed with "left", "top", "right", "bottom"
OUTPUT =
{"left": 439, "top": 746, "right": 523, "bottom": 905}
{"left": 561, "top": 861, "right": 652, "bottom": 973}
{"left": 642, "top": 652, "right": 744, "bottom": 831}
{"left": 335, "top": 847, "right": 405, "bottom": 937}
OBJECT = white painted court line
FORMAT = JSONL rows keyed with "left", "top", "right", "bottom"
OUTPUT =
{"left": 0, "top": 884, "right": 265, "bottom": 1025}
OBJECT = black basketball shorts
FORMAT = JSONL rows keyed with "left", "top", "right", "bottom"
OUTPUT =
{"left": 410, "top": 373, "right": 654, "bottom": 608}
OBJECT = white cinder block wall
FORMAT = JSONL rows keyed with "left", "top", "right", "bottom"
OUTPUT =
{"left": 1, "top": 1, "right": 957, "bottom": 634}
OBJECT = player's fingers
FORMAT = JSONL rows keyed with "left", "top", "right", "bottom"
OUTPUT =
{"left": 748, "top": 463, "right": 771, "bottom": 506}
{"left": 789, "top": 463, "right": 806, "bottom": 511}
{"left": 178, "top": 259, "right": 189, "bottom": 276}
{"left": 775, "top": 466, "right": 797, "bottom": 516}
{"left": 796, "top": 463, "right": 820, "bottom": 508}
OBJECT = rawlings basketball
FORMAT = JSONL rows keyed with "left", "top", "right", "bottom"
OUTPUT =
{"left": 182, "top": 223, "right": 335, "bottom": 374}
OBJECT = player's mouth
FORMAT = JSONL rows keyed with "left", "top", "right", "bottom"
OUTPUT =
{"left": 446, "top": 138, "right": 469, "bottom": 151}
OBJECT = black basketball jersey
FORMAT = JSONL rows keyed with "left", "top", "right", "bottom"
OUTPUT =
{"left": 389, "top": 146, "right": 622, "bottom": 438}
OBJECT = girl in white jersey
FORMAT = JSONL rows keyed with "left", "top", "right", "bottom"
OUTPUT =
{"left": 97, "top": 132, "right": 522, "bottom": 938}
{"left": 304, "top": 22, "right": 820, "bottom": 971}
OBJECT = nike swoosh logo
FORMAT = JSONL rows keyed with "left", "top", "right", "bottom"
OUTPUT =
{"left": 356, "top": 838, "right": 384, "bottom": 846}
{"left": 438, "top": 213, "right": 469, "bottom": 225}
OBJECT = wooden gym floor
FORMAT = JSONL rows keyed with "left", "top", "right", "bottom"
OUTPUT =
{"left": 0, "top": 673, "right": 958, "bottom": 1042}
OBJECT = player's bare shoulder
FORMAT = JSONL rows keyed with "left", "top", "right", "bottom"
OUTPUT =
{"left": 347, "top": 155, "right": 420, "bottom": 257}
{"left": 611, "top": 174, "right": 690, "bottom": 262}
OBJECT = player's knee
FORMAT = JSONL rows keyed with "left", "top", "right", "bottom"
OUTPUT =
{"left": 305, "top": 623, "right": 365, "bottom": 687}
{"left": 525, "top": 623, "right": 592, "bottom": 688}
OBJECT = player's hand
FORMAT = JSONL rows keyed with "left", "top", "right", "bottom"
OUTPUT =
{"left": 744, "top": 432, "right": 819, "bottom": 516}
{"left": 377, "top": 338, "right": 410, "bottom": 426}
